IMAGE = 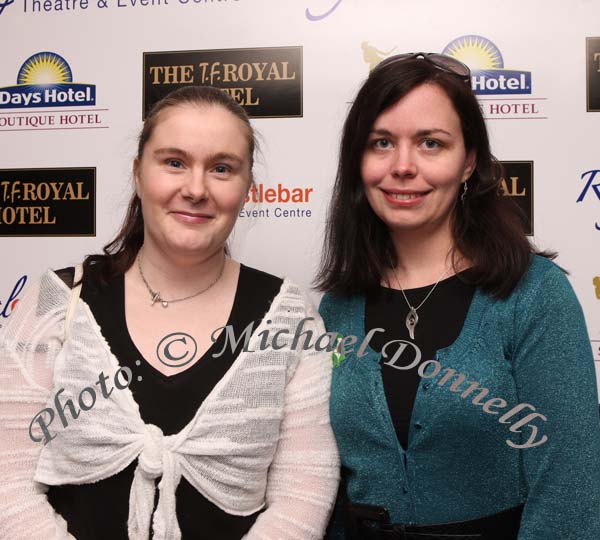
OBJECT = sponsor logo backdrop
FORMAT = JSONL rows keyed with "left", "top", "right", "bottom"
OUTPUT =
{"left": 0, "top": 0, "right": 599, "bottom": 393}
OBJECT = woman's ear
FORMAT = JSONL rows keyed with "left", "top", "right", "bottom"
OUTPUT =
{"left": 462, "top": 150, "right": 476, "bottom": 182}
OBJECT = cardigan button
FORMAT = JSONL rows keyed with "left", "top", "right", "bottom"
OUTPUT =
{"left": 414, "top": 422, "right": 423, "bottom": 430}
{"left": 423, "top": 383, "right": 430, "bottom": 391}
{"left": 402, "top": 485, "right": 409, "bottom": 494}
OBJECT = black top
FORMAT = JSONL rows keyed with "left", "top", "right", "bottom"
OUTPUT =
{"left": 47, "top": 263, "right": 283, "bottom": 540}
{"left": 365, "top": 274, "right": 475, "bottom": 450}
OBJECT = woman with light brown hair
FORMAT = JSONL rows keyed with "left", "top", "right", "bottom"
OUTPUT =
{"left": 0, "top": 85, "right": 339, "bottom": 540}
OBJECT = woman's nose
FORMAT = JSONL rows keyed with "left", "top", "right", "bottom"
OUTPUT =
{"left": 391, "top": 145, "right": 417, "bottom": 178}
{"left": 180, "top": 169, "right": 208, "bottom": 202}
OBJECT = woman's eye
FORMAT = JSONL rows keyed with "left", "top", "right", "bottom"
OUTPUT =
{"left": 167, "top": 159, "right": 184, "bottom": 168}
{"left": 214, "top": 164, "right": 231, "bottom": 174}
{"left": 372, "top": 138, "right": 392, "bottom": 150}
{"left": 422, "top": 139, "right": 442, "bottom": 150}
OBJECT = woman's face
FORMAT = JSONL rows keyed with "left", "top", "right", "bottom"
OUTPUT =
{"left": 134, "top": 104, "right": 251, "bottom": 259}
{"left": 361, "top": 83, "right": 475, "bottom": 238}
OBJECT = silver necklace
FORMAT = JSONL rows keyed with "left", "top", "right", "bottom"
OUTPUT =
{"left": 390, "top": 265, "right": 448, "bottom": 340}
{"left": 137, "top": 251, "right": 226, "bottom": 308}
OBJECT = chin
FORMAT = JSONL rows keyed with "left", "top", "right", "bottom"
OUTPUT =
{"left": 165, "top": 240, "right": 211, "bottom": 256}
{"left": 382, "top": 219, "right": 425, "bottom": 231}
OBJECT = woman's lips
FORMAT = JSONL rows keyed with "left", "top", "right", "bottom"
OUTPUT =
{"left": 382, "top": 189, "right": 430, "bottom": 206}
{"left": 171, "top": 211, "right": 214, "bottom": 224}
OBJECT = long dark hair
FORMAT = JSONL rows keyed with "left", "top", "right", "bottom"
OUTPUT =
{"left": 82, "top": 86, "right": 257, "bottom": 284}
{"left": 315, "top": 57, "right": 554, "bottom": 299}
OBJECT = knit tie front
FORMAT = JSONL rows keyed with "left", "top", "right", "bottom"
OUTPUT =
{"left": 128, "top": 424, "right": 182, "bottom": 540}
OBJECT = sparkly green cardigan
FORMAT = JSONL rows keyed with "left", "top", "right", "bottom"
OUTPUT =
{"left": 319, "top": 255, "right": 600, "bottom": 540}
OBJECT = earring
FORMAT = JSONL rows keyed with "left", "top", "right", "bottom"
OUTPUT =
{"left": 461, "top": 181, "right": 468, "bottom": 205}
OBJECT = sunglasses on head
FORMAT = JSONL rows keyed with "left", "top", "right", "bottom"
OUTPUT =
{"left": 374, "top": 52, "right": 472, "bottom": 84}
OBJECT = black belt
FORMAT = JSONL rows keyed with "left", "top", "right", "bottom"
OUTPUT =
{"left": 345, "top": 502, "right": 523, "bottom": 540}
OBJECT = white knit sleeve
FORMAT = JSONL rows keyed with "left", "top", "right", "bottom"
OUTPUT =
{"left": 244, "top": 297, "right": 340, "bottom": 540}
{"left": 0, "top": 271, "right": 77, "bottom": 540}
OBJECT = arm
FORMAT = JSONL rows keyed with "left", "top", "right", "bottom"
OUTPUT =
{"left": 512, "top": 263, "right": 600, "bottom": 540}
{"left": 244, "top": 303, "right": 340, "bottom": 540}
{"left": 0, "top": 272, "right": 77, "bottom": 540}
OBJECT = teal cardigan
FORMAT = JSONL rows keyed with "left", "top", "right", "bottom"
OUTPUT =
{"left": 319, "top": 255, "right": 600, "bottom": 539}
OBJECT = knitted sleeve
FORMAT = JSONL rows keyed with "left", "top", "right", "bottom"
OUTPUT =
{"left": 244, "top": 297, "right": 340, "bottom": 540}
{"left": 0, "top": 271, "right": 77, "bottom": 540}
{"left": 512, "top": 261, "right": 600, "bottom": 540}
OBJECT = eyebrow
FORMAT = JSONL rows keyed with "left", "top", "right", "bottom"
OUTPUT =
{"left": 369, "top": 128, "right": 394, "bottom": 137}
{"left": 368, "top": 128, "right": 453, "bottom": 137}
{"left": 153, "top": 148, "right": 244, "bottom": 165}
{"left": 206, "top": 152, "right": 244, "bottom": 165}
{"left": 415, "top": 128, "right": 452, "bottom": 137}
{"left": 153, "top": 147, "right": 192, "bottom": 160}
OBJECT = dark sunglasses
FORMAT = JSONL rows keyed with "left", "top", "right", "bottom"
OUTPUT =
{"left": 374, "top": 52, "right": 471, "bottom": 83}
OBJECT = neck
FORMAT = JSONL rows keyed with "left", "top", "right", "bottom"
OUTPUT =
{"left": 136, "top": 241, "right": 226, "bottom": 296}
{"left": 388, "top": 222, "right": 461, "bottom": 289}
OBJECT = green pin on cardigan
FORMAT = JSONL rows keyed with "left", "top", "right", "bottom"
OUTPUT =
{"left": 332, "top": 334, "right": 347, "bottom": 368}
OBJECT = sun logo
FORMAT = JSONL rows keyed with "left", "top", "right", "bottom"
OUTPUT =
{"left": 17, "top": 52, "right": 72, "bottom": 86}
{"left": 0, "top": 51, "right": 96, "bottom": 110}
{"left": 442, "top": 35, "right": 531, "bottom": 95}
{"left": 442, "top": 35, "right": 504, "bottom": 71}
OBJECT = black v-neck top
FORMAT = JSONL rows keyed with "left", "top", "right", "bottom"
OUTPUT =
{"left": 365, "top": 274, "right": 476, "bottom": 450}
{"left": 47, "top": 263, "right": 283, "bottom": 540}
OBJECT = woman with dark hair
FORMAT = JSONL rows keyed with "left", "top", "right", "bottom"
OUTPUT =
{"left": 0, "top": 85, "right": 339, "bottom": 540}
{"left": 317, "top": 54, "right": 600, "bottom": 540}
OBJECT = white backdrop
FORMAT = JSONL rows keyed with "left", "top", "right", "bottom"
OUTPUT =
{"left": 0, "top": 0, "right": 599, "bottom": 394}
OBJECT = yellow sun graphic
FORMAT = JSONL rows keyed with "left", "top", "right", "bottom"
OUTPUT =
{"left": 17, "top": 52, "right": 72, "bottom": 86}
{"left": 443, "top": 36, "right": 503, "bottom": 71}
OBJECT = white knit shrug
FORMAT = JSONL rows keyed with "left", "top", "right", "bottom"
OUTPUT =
{"left": 0, "top": 269, "right": 339, "bottom": 540}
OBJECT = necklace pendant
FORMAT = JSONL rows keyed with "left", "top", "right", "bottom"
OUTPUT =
{"left": 161, "top": 300, "right": 169, "bottom": 308}
{"left": 150, "top": 292, "right": 161, "bottom": 307}
{"left": 405, "top": 308, "right": 418, "bottom": 340}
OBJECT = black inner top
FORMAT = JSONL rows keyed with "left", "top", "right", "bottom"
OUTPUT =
{"left": 365, "top": 274, "right": 475, "bottom": 450}
{"left": 47, "top": 263, "right": 283, "bottom": 540}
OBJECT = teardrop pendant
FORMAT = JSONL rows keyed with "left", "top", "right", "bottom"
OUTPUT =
{"left": 161, "top": 300, "right": 169, "bottom": 308}
{"left": 405, "top": 307, "right": 418, "bottom": 340}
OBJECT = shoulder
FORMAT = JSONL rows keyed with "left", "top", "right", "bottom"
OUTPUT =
{"left": 52, "top": 261, "right": 105, "bottom": 290}
{"left": 53, "top": 266, "right": 75, "bottom": 289}
{"left": 247, "top": 272, "right": 327, "bottom": 333}
{"left": 39, "top": 267, "right": 74, "bottom": 299}
{"left": 1, "top": 268, "right": 72, "bottom": 340}
{"left": 524, "top": 253, "right": 564, "bottom": 282}
{"left": 238, "top": 263, "right": 308, "bottom": 307}
{"left": 511, "top": 254, "right": 572, "bottom": 304}
{"left": 479, "top": 255, "right": 578, "bottom": 326}
{"left": 504, "top": 255, "right": 588, "bottom": 346}
{"left": 239, "top": 264, "right": 283, "bottom": 293}
{"left": 238, "top": 264, "right": 285, "bottom": 316}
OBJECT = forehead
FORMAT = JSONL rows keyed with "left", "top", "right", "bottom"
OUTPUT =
{"left": 148, "top": 104, "right": 250, "bottom": 154}
{"left": 373, "top": 83, "right": 462, "bottom": 133}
